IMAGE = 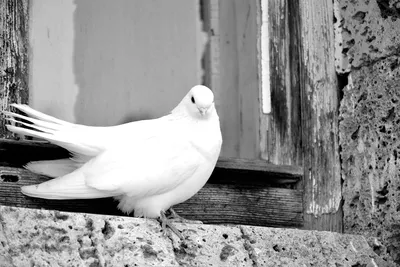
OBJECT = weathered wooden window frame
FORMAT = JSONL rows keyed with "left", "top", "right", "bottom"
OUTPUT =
{"left": 0, "top": 0, "right": 340, "bottom": 231}
{"left": 201, "top": 0, "right": 340, "bottom": 232}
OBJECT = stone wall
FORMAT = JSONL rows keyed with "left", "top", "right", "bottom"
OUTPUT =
{"left": 335, "top": 0, "right": 400, "bottom": 263}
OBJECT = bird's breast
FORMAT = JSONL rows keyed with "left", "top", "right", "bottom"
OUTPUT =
{"left": 186, "top": 121, "right": 222, "bottom": 160}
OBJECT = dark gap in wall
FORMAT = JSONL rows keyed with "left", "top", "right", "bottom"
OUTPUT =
{"left": 337, "top": 72, "right": 349, "bottom": 105}
{"left": 336, "top": 71, "right": 349, "bottom": 224}
{"left": 199, "top": 0, "right": 205, "bottom": 22}
{"left": 199, "top": 0, "right": 209, "bottom": 87}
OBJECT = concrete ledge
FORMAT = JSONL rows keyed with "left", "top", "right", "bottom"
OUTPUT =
{"left": 0, "top": 206, "right": 394, "bottom": 266}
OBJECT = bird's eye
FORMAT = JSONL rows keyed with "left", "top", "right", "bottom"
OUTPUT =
{"left": 191, "top": 96, "right": 195, "bottom": 104}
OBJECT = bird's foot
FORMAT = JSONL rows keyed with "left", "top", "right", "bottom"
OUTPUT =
{"left": 166, "top": 208, "right": 203, "bottom": 225}
{"left": 159, "top": 210, "right": 184, "bottom": 240}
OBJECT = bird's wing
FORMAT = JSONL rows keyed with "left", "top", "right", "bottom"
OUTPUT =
{"left": 20, "top": 124, "right": 204, "bottom": 200}
{"left": 83, "top": 132, "right": 202, "bottom": 198}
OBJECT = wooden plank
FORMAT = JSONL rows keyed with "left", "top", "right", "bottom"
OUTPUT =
{"left": 176, "top": 184, "right": 303, "bottom": 227}
{"left": 0, "top": 167, "right": 303, "bottom": 228}
{"left": 0, "top": 0, "right": 29, "bottom": 138}
{"left": 0, "top": 139, "right": 302, "bottom": 184}
{"left": 211, "top": 0, "right": 260, "bottom": 159}
{"left": 259, "top": 0, "right": 302, "bottom": 166}
{"left": 216, "top": 157, "right": 302, "bottom": 181}
{"left": 298, "top": 0, "right": 342, "bottom": 231}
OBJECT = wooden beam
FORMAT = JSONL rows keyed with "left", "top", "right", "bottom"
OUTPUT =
{"left": 259, "top": 0, "right": 302, "bottom": 166}
{"left": 215, "top": 157, "right": 302, "bottom": 184}
{"left": 0, "top": 0, "right": 29, "bottom": 138}
{"left": 210, "top": 0, "right": 260, "bottom": 159}
{"left": 298, "top": 0, "right": 342, "bottom": 232}
{"left": 0, "top": 167, "right": 303, "bottom": 228}
{"left": 176, "top": 184, "right": 302, "bottom": 227}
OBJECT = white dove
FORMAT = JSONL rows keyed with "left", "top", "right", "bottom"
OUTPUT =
{"left": 4, "top": 85, "right": 222, "bottom": 237}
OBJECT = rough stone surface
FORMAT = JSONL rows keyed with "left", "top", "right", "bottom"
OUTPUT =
{"left": 340, "top": 56, "right": 400, "bottom": 264}
{"left": 334, "top": 0, "right": 400, "bottom": 73}
{"left": 0, "top": 206, "right": 394, "bottom": 267}
{"left": 241, "top": 226, "right": 393, "bottom": 267}
{"left": 335, "top": 0, "right": 400, "bottom": 264}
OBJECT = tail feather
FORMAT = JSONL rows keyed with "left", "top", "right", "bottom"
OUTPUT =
{"left": 21, "top": 170, "right": 117, "bottom": 199}
{"left": 6, "top": 124, "right": 98, "bottom": 160}
{"left": 25, "top": 159, "right": 82, "bottom": 177}
{"left": 5, "top": 117, "right": 56, "bottom": 134}
{"left": 3, "top": 111, "right": 65, "bottom": 132}
{"left": 4, "top": 105, "right": 104, "bottom": 159}
{"left": 6, "top": 125, "right": 65, "bottom": 144}
{"left": 10, "top": 104, "right": 72, "bottom": 126}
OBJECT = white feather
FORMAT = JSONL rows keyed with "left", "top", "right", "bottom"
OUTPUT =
{"left": 10, "top": 103, "right": 73, "bottom": 126}
{"left": 25, "top": 159, "right": 82, "bottom": 178}
{"left": 21, "top": 168, "right": 116, "bottom": 199}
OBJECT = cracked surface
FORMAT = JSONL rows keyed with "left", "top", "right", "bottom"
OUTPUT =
{"left": 0, "top": 206, "right": 394, "bottom": 266}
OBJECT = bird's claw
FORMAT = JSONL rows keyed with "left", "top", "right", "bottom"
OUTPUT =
{"left": 166, "top": 208, "right": 203, "bottom": 225}
{"left": 159, "top": 210, "right": 184, "bottom": 240}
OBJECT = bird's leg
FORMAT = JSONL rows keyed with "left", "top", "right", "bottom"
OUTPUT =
{"left": 159, "top": 210, "right": 184, "bottom": 239}
{"left": 166, "top": 208, "right": 185, "bottom": 220}
{"left": 166, "top": 208, "right": 203, "bottom": 224}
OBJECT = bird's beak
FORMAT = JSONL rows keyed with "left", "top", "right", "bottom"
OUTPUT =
{"left": 198, "top": 107, "right": 208, "bottom": 116}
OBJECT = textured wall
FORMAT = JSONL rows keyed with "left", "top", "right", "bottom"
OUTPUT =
{"left": 335, "top": 0, "right": 400, "bottom": 263}
{"left": 334, "top": 0, "right": 400, "bottom": 73}
{"left": 340, "top": 56, "right": 400, "bottom": 263}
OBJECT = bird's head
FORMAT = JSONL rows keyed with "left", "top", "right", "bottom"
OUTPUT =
{"left": 172, "top": 85, "right": 216, "bottom": 119}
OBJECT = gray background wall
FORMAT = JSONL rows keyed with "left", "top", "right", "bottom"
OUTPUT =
{"left": 29, "top": 0, "right": 206, "bottom": 126}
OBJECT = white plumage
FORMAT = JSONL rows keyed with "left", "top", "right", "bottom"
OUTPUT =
{"left": 4, "top": 85, "right": 222, "bottom": 225}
